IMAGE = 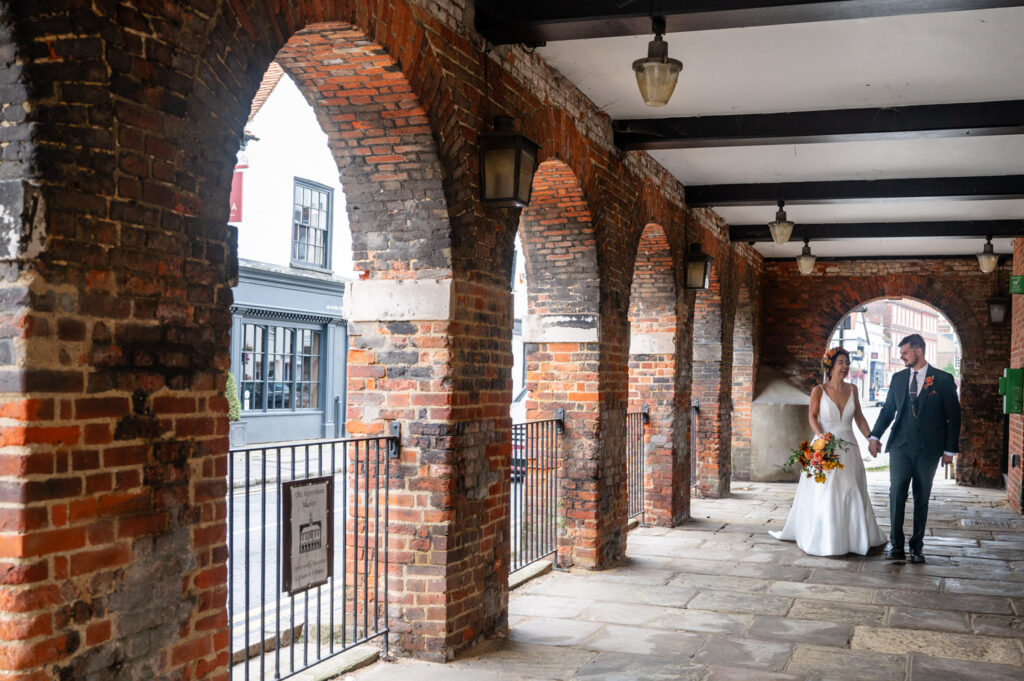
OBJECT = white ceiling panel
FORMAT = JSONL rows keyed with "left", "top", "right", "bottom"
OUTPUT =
{"left": 537, "top": 8, "right": 1024, "bottom": 118}
{"left": 652, "top": 135, "right": 1024, "bottom": 185}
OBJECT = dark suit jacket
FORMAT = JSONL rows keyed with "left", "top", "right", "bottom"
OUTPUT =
{"left": 870, "top": 365, "right": 961, "bottom": 458}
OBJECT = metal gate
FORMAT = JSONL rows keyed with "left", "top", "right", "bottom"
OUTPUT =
{"left": 626, "top": 406, "right": 648, "bottom": 521}
{"left": 228, "top": 433, "right": 395, "bottom": 680}
{"left": 510, "top": 411, "right": 563, "bottom": 572}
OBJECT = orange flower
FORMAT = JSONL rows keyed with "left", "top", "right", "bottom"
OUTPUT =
{"left": 811, "top": 438, "right": 827, "bottom": 452}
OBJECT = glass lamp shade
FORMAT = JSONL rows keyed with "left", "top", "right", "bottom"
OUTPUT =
{"left": 684, "top": 242, "right": 712, "bottom": 290}
{"left": 988, "top": 296, "right": 1010, "bottom": 324}
{"left": 479, "top": 116, "right": 540, "bottom": 207}
{"left": 633, "top": 36, "right": 682, "bottom": 107}
{"left": 977, "top": 240, "right": 999, "bottom": 274}
{"left": 796, "top": 242, "right": 816, "bottom": 275}
{"left": 768, "top": 204, "right": 794, "bottom": 244}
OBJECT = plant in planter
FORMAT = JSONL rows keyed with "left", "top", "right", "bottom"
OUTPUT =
{"left": 226, "top": 372, "right": 246, "bottom": 447}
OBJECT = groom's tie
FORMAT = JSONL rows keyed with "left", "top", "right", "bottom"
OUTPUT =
{"left": 910, "top": 371, "right": 918, "bottom": 405}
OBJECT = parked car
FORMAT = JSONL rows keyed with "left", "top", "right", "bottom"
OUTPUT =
{"left": 511, "top": 429, "right": 527, "bottom": 482}
{"left": 874, "top": 387, "right": 888, "bottom": 407}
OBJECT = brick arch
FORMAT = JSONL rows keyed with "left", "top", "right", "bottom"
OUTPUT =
{"left": 763, "top": 261, "right": 1009, "bottom": 487}
{"left": 275, "top": 28, "right": 451, "bottom": 277}
{"left": 517, "top": 159, "right": 609, "bottom": 567}
{"left": 628, "top": 224, "right": 686, "bottom": 525}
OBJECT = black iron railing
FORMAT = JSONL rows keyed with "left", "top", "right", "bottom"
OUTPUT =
{"left": 510, "top": 411, "right": 563, "bottom": 573}
{"left": 690, "top": 400, "right": 700, "bottom": 488}
{"left": 228, "top": 431, "right": 395, "bottom": 680}
{"left": 626, "top": 406, "right": 648, "bottom": 521}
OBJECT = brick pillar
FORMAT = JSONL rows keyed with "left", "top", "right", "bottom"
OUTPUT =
{"left": 628, "top": 224, "right": 685, "bottom": 526}
{"left": 730, "top": 269, "right": 759, "bottom": 481}
{"left": 0, "top": 161, "right": 232, "bottom": 680}
{"left": 691, "top": 234, "right": 736, "bottom": 499}
{"left": 1009, "top": 238, "right": 1024, "bottom": 513}
{"left": 524, "top": 321, "right": 602, "bottom": 567}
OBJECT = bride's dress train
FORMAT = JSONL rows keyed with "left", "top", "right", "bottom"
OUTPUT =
{"left": 770, "top": 389, "right": 886, "bottom": 556}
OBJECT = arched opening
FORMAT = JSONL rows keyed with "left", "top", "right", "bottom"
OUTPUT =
{"left": 627, "top": 223, "right": 679, "bottom": 526}
{"left": 221, "top": 22, "right": 461, "bottom": 669}
{"left": 516, "top": 159, "right": 601, "bottom": 568}
{"left": 826, "top": 298, "right": 964, "bottom": 470}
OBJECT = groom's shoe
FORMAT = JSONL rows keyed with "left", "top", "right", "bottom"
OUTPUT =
{"left": 908, "top": 551, "right": 926, "bottom": 564}
{"left": 883, "top": 546, "right": 906, "bottom": 561}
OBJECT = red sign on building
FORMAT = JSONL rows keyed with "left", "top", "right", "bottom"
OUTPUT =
{"left": 229, "top": 167, "right": 245, "bottom": 221}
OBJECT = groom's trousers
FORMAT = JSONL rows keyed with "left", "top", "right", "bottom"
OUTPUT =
{"left": 889, "top": 445, "right": 942, "bottom": 553}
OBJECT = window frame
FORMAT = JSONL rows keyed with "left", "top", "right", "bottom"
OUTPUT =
{"left": 239, "top": 317, "right": 325, "bottom": 414}
{"left": 290, "top": 177, "right": 334, "bottom": 272}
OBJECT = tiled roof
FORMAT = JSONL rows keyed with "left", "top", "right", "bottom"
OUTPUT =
{"left": 248, "top": 62, "right": 284, "bottom": 122}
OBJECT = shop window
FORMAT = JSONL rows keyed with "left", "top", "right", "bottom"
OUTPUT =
{"left": 240, "top": 322, "right": 321, "bottom": 412}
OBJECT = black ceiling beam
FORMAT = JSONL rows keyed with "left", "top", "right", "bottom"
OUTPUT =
{"left": 614, "top": 101, "right": 1024, "bottom": 150}
{"left": 686, "top": 175, "right": 1024, "bottom": 206}
{"left": 730, "top": 220, "right": 1024, "bottom": 242}
{"left": 475, "top": 1, "right": 1024, "bottom": 45}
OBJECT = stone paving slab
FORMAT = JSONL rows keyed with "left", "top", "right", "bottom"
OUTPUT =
{"left": 578, "top": 624, "right": 705, "bottom": 658}
{"left": 703, "top": 666, "right": 803, "bottom": 681}
{"left": 873, "top": 588, "right": 1014, "bottom": 614}
{"left": 886, "top": 606, "right": 972, "bottom": 633}
{"left": 786, "top": 644, "right": 907, "bottom": 680}
{"left": 788, "top": 599, "right": 888, "bottom": 626}
{"left": 851, "top": 624, "right": 1024, "bottom": 665}
{"left": 573, "top": 653, "right": 704, "bottom": 681}
{"left": 910, "top": 653, "right": 1024, "bottom": 681}
{"left": 691, "top": 635, "right": 794, "bottom": 672}
{"left": 747, "top": 615, "right": 853, "bottom": 647}
{"left": 508, "top": 617, "right": 604, "bottom": 647}
{"left": 687, "top": 589, "right": 793, "bottom": 615}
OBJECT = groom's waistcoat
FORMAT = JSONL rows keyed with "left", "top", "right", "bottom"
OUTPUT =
{"left": 889, "top": 398, "right": 925, "bottom": 453}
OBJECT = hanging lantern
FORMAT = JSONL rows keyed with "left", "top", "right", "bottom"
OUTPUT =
{"left": 977, "top": 236, "right": 999, "bottom": 274}
{"left": 479, "top": 116, "right": 541, "bottom": 207}
{"left": 768, "top": 200, "right": 794, "bottom": 245}
{"left": 796, "top": 238, "right": 816, "bottom": 275}
{"left": 632, "top": 16, "right": 683, "bottom": 107}
{"left": 684, "top": 241, "right": 713, "bottom": 290}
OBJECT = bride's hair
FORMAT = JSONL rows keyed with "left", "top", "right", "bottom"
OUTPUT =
{"left": 822, "top": 346, "right": 851, "bottom": 380}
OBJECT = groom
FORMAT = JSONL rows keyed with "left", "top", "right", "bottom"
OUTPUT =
{"left": 868, "top": 334, "right": 961, "bottom": 563}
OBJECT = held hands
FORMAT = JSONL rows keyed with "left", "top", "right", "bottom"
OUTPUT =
{"left": 867, "top": 440, "right": 880, "bottom": 458}
{"left": 941, "top": 454, "right": 955, "bottom": 467}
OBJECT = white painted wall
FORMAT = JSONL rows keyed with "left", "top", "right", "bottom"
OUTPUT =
{"left": 230, "top": 71, "right": 356, "bottom": 277}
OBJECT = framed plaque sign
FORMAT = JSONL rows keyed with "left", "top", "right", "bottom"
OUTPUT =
{"left": 282, "top": 476, "right": 333, "bottom": 595}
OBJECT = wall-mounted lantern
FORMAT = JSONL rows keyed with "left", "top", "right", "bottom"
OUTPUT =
{"left": 684, "top": 241, "right": 713, "bottom": 290}
{"left": 479, "top": 115, "right": 540, "bottom": 207}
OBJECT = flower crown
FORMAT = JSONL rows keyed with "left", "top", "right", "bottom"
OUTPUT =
{"left": 821, "top": 346, "right": 848, "bottom": 374}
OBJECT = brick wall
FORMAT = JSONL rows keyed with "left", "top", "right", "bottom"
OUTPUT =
{"left": 1008, "top": 239, "right": 1023, "bottom": 513}
{"left": 762, "top": 258, "right": 1010, "bottom": 488}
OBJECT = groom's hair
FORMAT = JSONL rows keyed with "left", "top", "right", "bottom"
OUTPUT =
{"left": 898, "top": 333, "right": 926, "bottom": 350}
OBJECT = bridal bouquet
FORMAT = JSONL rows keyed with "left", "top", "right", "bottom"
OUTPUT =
{"left": 784, "top": 432, "right": 847, "bottom": 483}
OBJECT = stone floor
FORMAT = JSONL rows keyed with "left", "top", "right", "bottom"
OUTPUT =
{"left": 348, "top": 471, "right": 1024, "bottom": 680}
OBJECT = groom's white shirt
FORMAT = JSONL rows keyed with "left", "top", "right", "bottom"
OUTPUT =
{"left": 869, "top": 363, "right": 956, "bottom": 457}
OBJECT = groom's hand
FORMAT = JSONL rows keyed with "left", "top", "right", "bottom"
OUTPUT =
{"left": 868, "top": 440, "right": 880, "bottom": 457}
{"left": 942, "top": 454, "right": 954, "bottom": 467}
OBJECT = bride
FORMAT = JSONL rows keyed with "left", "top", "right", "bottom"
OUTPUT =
{"left": 770, "top": 347, "right": 886, "bottom": 556}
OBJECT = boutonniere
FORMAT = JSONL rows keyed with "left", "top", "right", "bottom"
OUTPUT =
{"left": 923, "top": 376, "right": 935, "bottom": 390}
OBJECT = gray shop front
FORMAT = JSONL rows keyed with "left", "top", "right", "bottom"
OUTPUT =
{"left": 230, "top": 263, "right": 347, "bottom": 445}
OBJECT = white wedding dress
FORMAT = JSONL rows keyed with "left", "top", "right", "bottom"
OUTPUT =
{"left": 769, "top": 388, "right": 886, "bottom": 556}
